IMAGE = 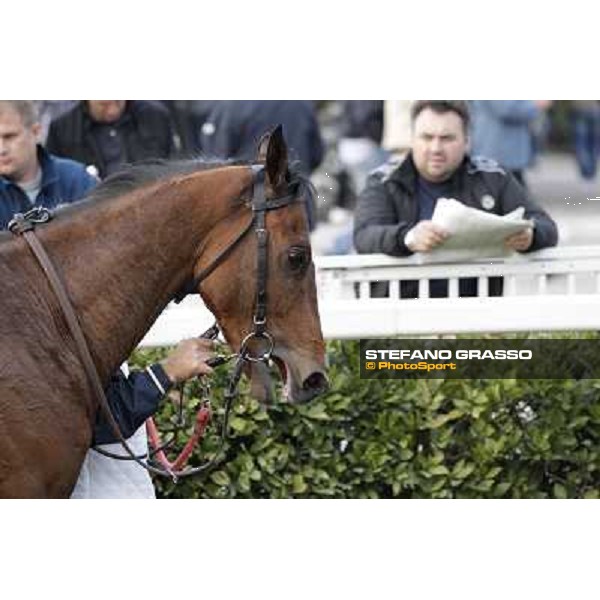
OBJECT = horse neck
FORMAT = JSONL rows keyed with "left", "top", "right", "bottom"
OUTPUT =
{"left": 39, "top": 165, "right": 252, "bottom": 381}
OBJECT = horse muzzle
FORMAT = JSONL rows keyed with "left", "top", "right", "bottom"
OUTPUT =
{"left": 270, "top": 346, "right": 328, "bottom": 404}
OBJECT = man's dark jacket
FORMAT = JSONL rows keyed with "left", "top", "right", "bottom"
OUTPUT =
{"left": 46, "top": 101, "right": 174, "bottom": 179}
{"left": 353, "top": 153, "right": 558, "bottom": 297}
{"left": 0, "top": 145, "right": 96, "bottom": 229}
{"left": 201, "top": 100, "right": 324, "bottom": 229}
{"left": 354, "top": 153, "right": 558, "bottom": 256}
{"left": 201, "top": 100, "right": 324, "bottom": 173}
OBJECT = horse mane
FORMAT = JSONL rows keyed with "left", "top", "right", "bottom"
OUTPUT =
{"left": 85, "top": 157, "right": 237, "bottom": 203}
{"left": 0, "top": 156, "right": 315, "bottom": 238}
{"left": 86, "top": 157, "right": 315, "bottom": 204}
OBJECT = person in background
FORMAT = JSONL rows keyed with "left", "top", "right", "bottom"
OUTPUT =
{"left": 570, "top": 100, "right": 600, "bottom": 181}
{"left": 0, "top": 100, "right": 96, "bottom": 228}
{"left": 46, "top": 100, "right": 176, "bottom": 179}
{"left": 353, "top": 100, "right": 558, "bottom": 298}
{"left": 201, "top": 101, "right": 324, "bottom": 229}
{"left": 337, "top": 101, "right": 388, "bottom": 199}
{"left": 470, "top": 100, "right": 553, "bottom": 186}
{"left": 72, "top": 337, "right": 216, "bottom": 499}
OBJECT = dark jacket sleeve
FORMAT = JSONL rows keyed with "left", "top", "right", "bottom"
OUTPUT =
{"left": 93, "top": 364, "right": 172, "bottom": 445}
{"left": 498, "top": 173, "right": 559, "bottom": 251}
{"left": 353, "top": 173, "right": 414, "bottom": 256}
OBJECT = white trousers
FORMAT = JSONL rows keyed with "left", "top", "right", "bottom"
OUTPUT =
{"left": 70, "top": 425, "right": 155, "bottom": 499}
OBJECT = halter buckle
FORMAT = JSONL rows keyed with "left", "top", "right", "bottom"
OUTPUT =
{"left": 8, "top": 207, "right": 52, "bottom": 235}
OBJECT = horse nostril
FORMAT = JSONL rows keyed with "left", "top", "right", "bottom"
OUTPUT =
{"left": 302, "top": 372, "right": 329, "bottom": 396}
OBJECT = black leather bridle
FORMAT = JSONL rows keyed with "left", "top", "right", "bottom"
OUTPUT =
{"left": 175, "top": 164, "right": 303, "bottom": 362}
{"left": 9, "top": 163, "right": 306, "bottom": 481}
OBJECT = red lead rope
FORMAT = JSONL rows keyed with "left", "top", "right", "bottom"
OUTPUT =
{"left": 146, "top": 405, "right": 212, "bottom": 472}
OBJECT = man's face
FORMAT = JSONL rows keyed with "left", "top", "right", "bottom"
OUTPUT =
{"left": 0, "top": 106, "right": 40, "bottom": 183}
{"left": 87, "top": 101, "right": 126, "bottom": 123}
{"left": 411, "top": 108, "right": 468, "bottom": 182}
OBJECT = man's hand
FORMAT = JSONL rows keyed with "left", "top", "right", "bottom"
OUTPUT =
{"left": 160, "top": 338, "right": 216, "bottom": 384}
{"left": 505, "top": 227, "right": 534, "bottom": 252}
{"left": 405, "top": 221, "right": 450, "bottom": 253}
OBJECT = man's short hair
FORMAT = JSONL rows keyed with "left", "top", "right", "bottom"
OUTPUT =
{"left": 0, "top": 100, "right": 39, "bottom": 127}
{"left": 411, "top": 100, "right": 470, "bottom": 133}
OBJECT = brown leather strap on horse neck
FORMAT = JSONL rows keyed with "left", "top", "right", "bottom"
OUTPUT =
{"left": 9, "top": 208, "right": 171, "bottom": 477}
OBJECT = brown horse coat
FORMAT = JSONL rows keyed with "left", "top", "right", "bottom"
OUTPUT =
{"left": 0, "top": 130, "right": 326, "bottom": 498}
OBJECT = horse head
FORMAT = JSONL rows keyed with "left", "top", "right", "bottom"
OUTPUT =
{"left": 195, "top": 126, "right": 328, "bottom": 404}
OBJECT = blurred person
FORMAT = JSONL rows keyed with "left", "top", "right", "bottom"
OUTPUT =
{"left": 570, "top": 100, "right": 600, "bottom": 181}
{"left": 338, "top": 101, "right": 388, "bottom": 198}
{"left": 46, "top": 100, "right": 175, "bottom": 178}
{"left": 470, "top": 100, "right": 553, "bottom": 186}
{"left": 201, "top": 101, "right": 323, "bottom": 173}
{"left": 325, "top": 101, "right": 388, "bottom": 256}
{"left": 353, "top": 100, "right": 558, "bottom": 298}
{"left": 0, "top": 100, "right": 96, "bottom": 229}
{"left": 201, "top": 100, "right": 323, "bottom": 228}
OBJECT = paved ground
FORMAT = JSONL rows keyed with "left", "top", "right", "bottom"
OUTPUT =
{"left": 311, "top": 152, "right": 599, "bottom": 254}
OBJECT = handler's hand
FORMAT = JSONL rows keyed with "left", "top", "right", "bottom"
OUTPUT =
{"left": 405, "top": 220, "right": 450, "bottom": 253}
{"left": 160, "top": 338, "right": 216, "bottom": 384}
{"left": 505, "top": 227, "right": 534, "bottom": 251}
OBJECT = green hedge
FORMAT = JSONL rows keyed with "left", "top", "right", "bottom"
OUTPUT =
{"left": 130, "top": 336, "right": 600, "bottom": 499}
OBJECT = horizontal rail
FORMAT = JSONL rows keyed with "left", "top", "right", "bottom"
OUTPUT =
{"left": 139, "top": 246, "right": 600, "bottom": 346}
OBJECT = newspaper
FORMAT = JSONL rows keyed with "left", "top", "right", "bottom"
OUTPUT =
{"left": 420, "top": 198, "right": 533, "bottom": 262}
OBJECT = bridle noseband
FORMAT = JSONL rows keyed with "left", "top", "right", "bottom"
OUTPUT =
{"left": 8, "top": 164, "right": 305, "bottom": 481}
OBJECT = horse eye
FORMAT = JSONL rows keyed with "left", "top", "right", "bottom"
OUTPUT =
{"left": 287, "top": 247, "right": 309, "bottom": 273}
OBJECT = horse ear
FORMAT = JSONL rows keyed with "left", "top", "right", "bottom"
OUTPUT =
{"left": 257, "top": 125, "right": 288, "bottom": 190}
{"left": 256, "top": 131, "right": 271, "bottom": 164}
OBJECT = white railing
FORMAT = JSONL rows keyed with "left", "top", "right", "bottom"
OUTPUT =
{"left": 140, "top": 246, "right": 600, "bottom": 346}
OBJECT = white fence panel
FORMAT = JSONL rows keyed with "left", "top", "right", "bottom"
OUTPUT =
{"left": 140, "top": 246, "right": 600, "bottom": 346}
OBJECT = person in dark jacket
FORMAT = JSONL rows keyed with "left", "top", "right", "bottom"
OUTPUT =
{"left": 353, "top": 100, "right": 558, "bottom": 298}
{"left": 201, "top": 100, "right": 324, "bottom": 228}
{"left": 46, "top": 100, "right": 175, "bottom": 179}
{"left": 72, "top": 337, "right": 216, "bottom": 499}
{"left": 202, "top": 101, "right": 324, "bottom": 172}
{"left": 0, "top": 101, "right": 97, "bottom": 228}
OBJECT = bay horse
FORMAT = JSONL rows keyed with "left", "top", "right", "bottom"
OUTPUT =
{"left": 0, "top": 127, "right": 327, "bottom": 498}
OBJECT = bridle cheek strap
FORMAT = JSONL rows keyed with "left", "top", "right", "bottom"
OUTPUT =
{"left": 174, "top": 165, "right": 302, "bottom": 355}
